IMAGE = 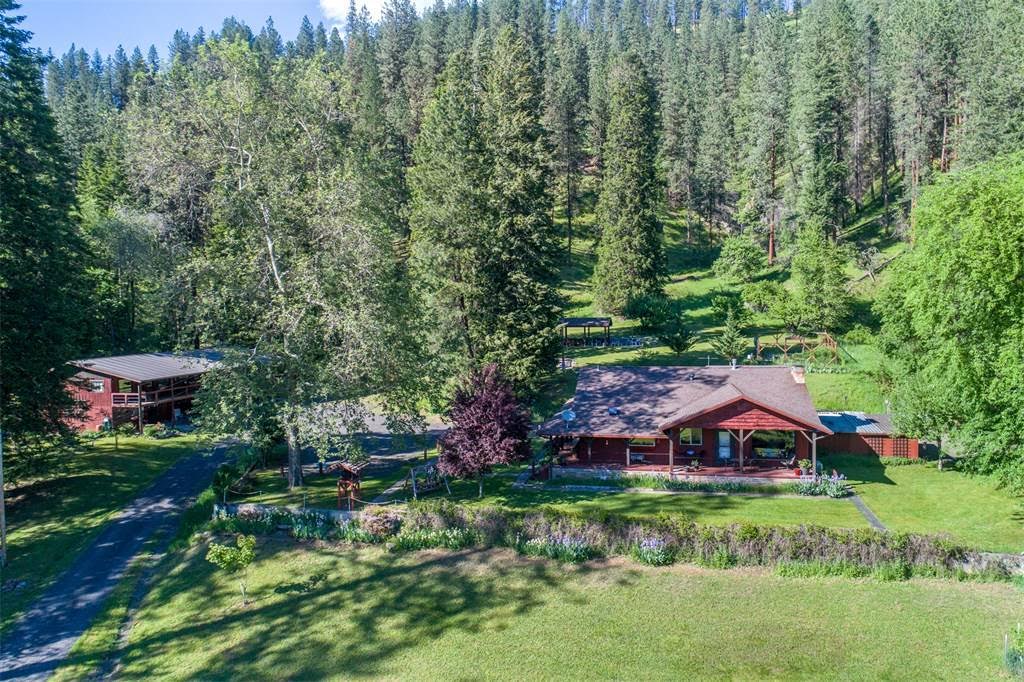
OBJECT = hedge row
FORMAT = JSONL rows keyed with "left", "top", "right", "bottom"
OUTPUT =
{"left": 211, "top": 501, "right": 981, "bottom": 576}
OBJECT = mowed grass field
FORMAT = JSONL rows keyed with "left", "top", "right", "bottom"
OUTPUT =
{"left": 823, "top": 454, "right": 1024, "bottom": 553}
{"left": 1, "top": 435, "right": 203, "bottom": 632}
{"left": 95, "top": 540, "right": 1020, "bottom": 681}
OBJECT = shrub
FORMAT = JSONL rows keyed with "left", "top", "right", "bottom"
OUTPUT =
{"left": 1006, "top": 624, "right": 1024, "bottom": 678}
{"left": 522, "top": 534, "right": 594, "bottom": 563}
{"left": 872, "top": 560, "right": 912, "bottom": 582}
{"left": 775, "top": 560, "right": 870, "bottom": 579}
{"left": 700, "top": 546, "right": 736, "bottom": 569}
{"left": 624, "top": 294, "right": 671, "bottom": 331}
{"left": 795, "top": 474, "right": 850, "bottom": 498}
{"left": 632, "top": 537, "right": 674, "bottom": 566}
{"left": 361, "top": 506, "right": 403, "bottom": 538}
{"left": 291, "top": 511, "right": 331, "bottom": 541}
{"left": 713, "top": 235, "right": 768, "bottom": 283}
{"left": 335, "top": 520, "right": 380, "bottom": 544}
{"left": 741, "top": 281, "right": 786, "bottom": 314}
{"left": 390, "top": 527, "right": 477, "bottom": 552}
{"left": 212, "top": 507, "right": 291, "bottom": 535}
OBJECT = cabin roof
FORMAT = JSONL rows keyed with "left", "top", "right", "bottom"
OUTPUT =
{"left": 68, "top": 350, "right": 222, "bottom": 383}
{"left": 539, "top": 365, "right": 829, "bottom": 437}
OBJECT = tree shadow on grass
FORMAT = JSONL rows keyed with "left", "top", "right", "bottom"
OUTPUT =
{"left": 109, "top": 540, "right": 609, "bottom": 680}
{"left": 820, "top": 454, "right": 896, "bottom": 486}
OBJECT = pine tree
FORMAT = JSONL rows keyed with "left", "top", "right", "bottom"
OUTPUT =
{"left": 295, "top": 15, "right": 316, "bottom": 57}
{"left": 593, "top": 50, "right": 664, "bottom": 313}
{"left": 378, "top": 0, "right": 418, "bottom": 152}
{"left": 480, "top": 27, "right": 561, "bottom": 387}
{"left": 792, "top": 0, "right": 855, "bottom": 238}
{"left": 544, "top": 8, "right": 588, "bottom": 253}
{"left": 409, "top": 50, "right": 490, "bottom": 372}
{"left": 1, "top": 0, "right": 91, "bottom": 480}
{"left": 737, "top": 5, "right": 791, "bottom": 262}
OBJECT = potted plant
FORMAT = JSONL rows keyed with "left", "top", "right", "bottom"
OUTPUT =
{"left": 798, "top": 459, "right": 812, "bottom": 476}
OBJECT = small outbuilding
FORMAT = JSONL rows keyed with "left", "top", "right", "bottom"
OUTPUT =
{"left": 817, "top": 412, "right": 919, "bottom": 459}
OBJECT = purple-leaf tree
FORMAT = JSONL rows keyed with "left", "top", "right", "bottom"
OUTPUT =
{"left": 438, "top": 363, "right": 532, "bottom": 498}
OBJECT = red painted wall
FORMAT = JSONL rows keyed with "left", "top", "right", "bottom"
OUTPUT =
{"left": 819, "top": 433, "right": 919, "bottom": 459}
{"left": 68, "top": 376, "right": 114, "bottom": 430}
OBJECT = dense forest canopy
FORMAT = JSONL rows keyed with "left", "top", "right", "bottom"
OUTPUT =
{"left": 1, "top": 0, "right": 1023, "bottom": 485}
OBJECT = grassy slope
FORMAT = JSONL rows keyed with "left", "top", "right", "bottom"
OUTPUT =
{"left": 551, "top": 210, "right": 889, "bottom": 414}
{"left": 109, "top": 540, "right": 1019, "bottom": 680}
{"left": 823, "top": 454, "right": 1024, "bottom": 553}
{"left": 1, "top": 436, "right": 202, "bottom": 631}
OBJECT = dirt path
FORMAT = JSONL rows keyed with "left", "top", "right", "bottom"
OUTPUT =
{"left": 0, "top": 445, "right": 230, "bottom": 681}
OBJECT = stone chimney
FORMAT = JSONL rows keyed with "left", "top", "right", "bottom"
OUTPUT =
{"left": 791, "top": 366, "right": 806, "bottom": 384}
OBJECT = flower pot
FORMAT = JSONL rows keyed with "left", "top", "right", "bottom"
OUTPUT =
{"left": 793, "top": 468, "right": 802, "bottom": 477}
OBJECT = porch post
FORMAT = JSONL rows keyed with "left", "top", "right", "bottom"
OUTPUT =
{"left": 625, "top": 442, "right": 630, "bottom": 467}
{"left": 668, "top": 430, "right": 674, "bottom": 480}
{"left": 587, "top": 437, "right": 592, "bottom": 464}
{"left": 737, "top": 429, "right": 744, "bottom": 472}
{"left": 137, "top": 382, "right": 143, "bottom": 433}
{"left": 811, "top": 433, "right": 818, "bottom": 474}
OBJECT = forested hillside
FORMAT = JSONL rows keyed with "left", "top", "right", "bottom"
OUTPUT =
{"left": 2, "top": 0, "right": 1023, "bottom": 484}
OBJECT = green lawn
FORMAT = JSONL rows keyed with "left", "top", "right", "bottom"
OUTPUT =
{"left": 96, "top": 540, "right": 1019, "bottom": 680}
{"left": 1, "top": 436, "right": 203, "bottom": 631}
{"left": 823, "top": 454, "right": 1024, "bottom": 552}
{"left": 232, "top": 459, "right": 426, "bottom": 509}
{"left": 426, "top": 475, "right": 870, "bottom": 529}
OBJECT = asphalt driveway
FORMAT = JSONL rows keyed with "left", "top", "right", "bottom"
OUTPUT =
{"left": 0, "top": 444, "right": 229, "bottom": 681}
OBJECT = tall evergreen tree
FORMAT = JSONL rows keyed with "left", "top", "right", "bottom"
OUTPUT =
{"left": 0, "top": 0, "right": 91, "bottom": 480}
{"left": 593, "top": 51, "right": 664, "bottom": 313}
{"left": 792, "top": 0, "right": 855, "bottom": 238}
{"left": 480, "top": 27, "right": 561, "bottom": 386}
{"left": 544, "top": 7, "right": 588, "bottom": 252}
{"left": 409, "top": 51, "right": 490, "bottom": 376}
{"left": 737, "top": 5, "right": 792, "bottom": 262}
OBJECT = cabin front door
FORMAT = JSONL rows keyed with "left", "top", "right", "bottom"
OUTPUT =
{"left": 717, "top": 431, "right": 732, "bottom": 461}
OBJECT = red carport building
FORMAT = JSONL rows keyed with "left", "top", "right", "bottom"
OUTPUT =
{"left": 817, "top": 412, "right": 919, "bottom": 459}
{"left": 539, "top": 364, "right": 833, "bottom": 478}
{"left": 66, "top": 350, "right": 221, "bottom": 431}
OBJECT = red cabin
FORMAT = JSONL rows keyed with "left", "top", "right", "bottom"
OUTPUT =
{"left": 66, "top": 350, "right": 221, "bottom": 431}
{"left": 539, "top": 365, "right": 833, "bottom": 478}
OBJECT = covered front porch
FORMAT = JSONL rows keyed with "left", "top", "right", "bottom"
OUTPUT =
{"left": 551, "top": 396, "right": 831, "bottom": 478}
{"left": 551, "top": 460, "right": 807, "bottom": 485}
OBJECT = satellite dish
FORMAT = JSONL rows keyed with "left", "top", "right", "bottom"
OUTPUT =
{"left": 561, "top": 409, "right": 576, "bottom": 423}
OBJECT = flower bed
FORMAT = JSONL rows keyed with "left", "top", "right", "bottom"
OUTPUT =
{"left": 208, "top": 501, "right": 1013, "bottom": 579}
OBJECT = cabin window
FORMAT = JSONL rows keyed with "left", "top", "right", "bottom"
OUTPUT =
{"left": 679, "top": 428, "right": 702, "bottom": 445}
{"left": 628, "top": 438, "right": 657, "bottom": 448}
{"left": 88, "top": 379, "right": 105, "bottom": 393}
{"left": 751, "top": 430, "right": 795, "bottom": 458}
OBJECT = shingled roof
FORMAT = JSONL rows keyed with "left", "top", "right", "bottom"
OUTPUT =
{"left": 539, "top": 365, "right": 830, "bottom": 437}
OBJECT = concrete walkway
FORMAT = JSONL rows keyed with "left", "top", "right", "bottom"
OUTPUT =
{"left": 850, "top": 494, "right": 888, "bottom": 531}
{"left": 0, "top": 445, "right": 230, "bottom": 681}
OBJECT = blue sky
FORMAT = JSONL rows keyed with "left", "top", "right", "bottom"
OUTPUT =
{"left": 17, "top": 0, "right": 422, "bottom": 58}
